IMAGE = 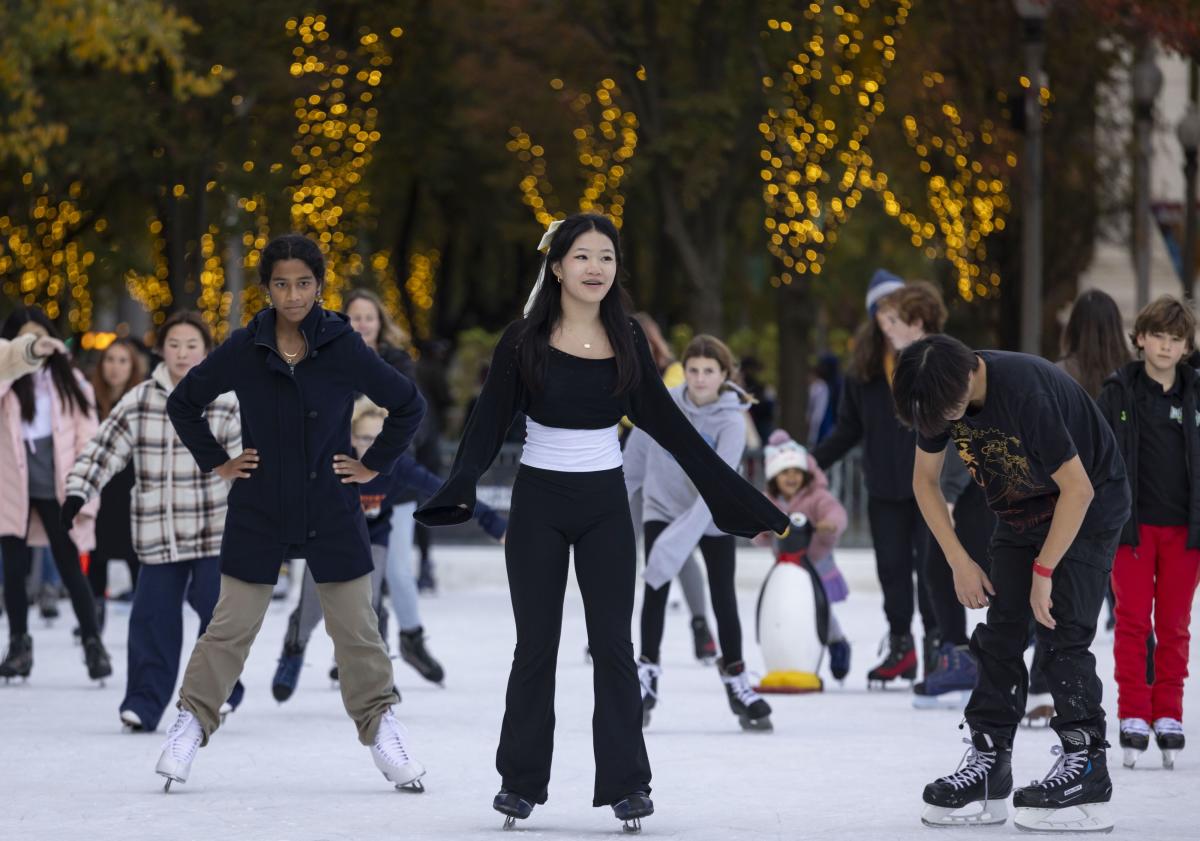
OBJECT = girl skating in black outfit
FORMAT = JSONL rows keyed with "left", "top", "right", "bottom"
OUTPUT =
{"left": 414, "top": 213, "right": 789, "bottom": 832}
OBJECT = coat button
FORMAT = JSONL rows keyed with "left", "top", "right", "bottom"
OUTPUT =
{"left": 309, "top": 471, "right": 317, "bottom": 480}
{"left": 308, "top": 410, "right": 318, "bottom": 418}
{"left": 308, "top": 530, "right": 317, "bottom": 538}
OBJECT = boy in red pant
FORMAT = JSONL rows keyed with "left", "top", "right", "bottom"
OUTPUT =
{"left": 1097, "top": 295, "right": 1200, "bottom": 769}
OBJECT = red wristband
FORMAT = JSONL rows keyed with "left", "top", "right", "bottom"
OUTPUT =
{"left": 1032, "top": 562, "right": 1055, "bottom": 578}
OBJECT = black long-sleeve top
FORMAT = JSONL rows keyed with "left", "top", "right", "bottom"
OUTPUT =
{"left": 414, "top": 318, "right": 790, "bottom": 539}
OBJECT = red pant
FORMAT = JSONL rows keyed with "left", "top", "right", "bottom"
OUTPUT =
{"left": 1112, "top": 524, "right": 1200, "bottom": 721}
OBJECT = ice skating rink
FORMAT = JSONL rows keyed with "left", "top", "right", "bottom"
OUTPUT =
{"left": 3, "top": 545, "right": 1196, "bottom": 841}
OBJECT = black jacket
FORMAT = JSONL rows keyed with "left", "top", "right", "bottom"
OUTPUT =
{"left": 168, "top": 306, "right": 426, "bottom": 584}
{"left": 811, "top": 375, "right": 915, "bottom": 501}
{"left": 1096, "top": 361, "right": 1200, "bottom": 548}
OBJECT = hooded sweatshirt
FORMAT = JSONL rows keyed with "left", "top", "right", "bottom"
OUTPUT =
{"left": 624, "top": 384, "right": 748, "bottom": 589}
{"left": 753, "top": 461, "right": 849, "bottom": 602}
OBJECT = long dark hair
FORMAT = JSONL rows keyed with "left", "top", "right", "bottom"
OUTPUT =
{"left": 258, "top": 233, "right": 325, "bottom": 290}
{"left": 1059, "top": 289, "right": 1130, "bottom": 399}
{"left": 1, "top": 307, "right": 92, "bottom": 421}
{"left": 518, "top": 213, "right": 640, "bottom": 396}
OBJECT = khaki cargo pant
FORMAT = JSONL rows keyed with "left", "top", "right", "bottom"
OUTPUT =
{"left": 178, "top": 572, "right": 397, "bottom": 746}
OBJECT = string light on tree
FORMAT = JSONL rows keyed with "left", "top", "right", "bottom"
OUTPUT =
{"left": 0, "top": 176, "right": 96, "bottom": 329}
{"left": 507, "top": 78, "right": 638, "bottom": 228}
{"left": 124, "top": 217, "right": 172, "bottom": 324}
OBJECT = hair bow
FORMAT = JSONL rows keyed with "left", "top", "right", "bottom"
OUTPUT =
{"left": 537, "top": 219, "right": 564, "bottom": 254}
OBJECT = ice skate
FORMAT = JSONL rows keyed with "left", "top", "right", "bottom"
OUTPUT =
{"left": 922, "top": 632, "right": 943, "bottom": 679}
{"left": 494, "top": 789, "right": 534, "bottom": 829}
{"left": 0, "top": 633, "right": 32, "bottom": 682}
{"left": 1153, "top": 718, "right": 1184, "bottom": 769}
{"left": 370, "top": 709, "right": 426, "bottom": 792}
{"left": 613, "top": 791, "right": 653, "bottom": 833}
{"left": 83, "top": 636, "right": 112, "bottom": 684}
{"left": 271, "top": 563, "right": 291, "bottom": 601}
{"left": 218, "top": 701, "right": 234, "bottom": 724}
{"left": 271, "top": 642, "right": 304, "bottom": 702}
{"left": 1118, "top": 718, "right": 1149, "bottom": 768}
{"left": 38, "top": 583, "right": 60, "bottom": 623}
{"left": 637, "top": 657, "right": 660, "bottom": 728}
{"left": 920, "top": 730, "right": 1012, "bottom": 827}
{"left": 1021, "top": 692, "right": 1055, "bottom": 728}
{"left": 399, "top": 626, "right": 445, "bottom": 685}
{"left": 1013, "top": 729, "right": 1113, "bottom": 834}
{"left": 828, "top": 638, "right": 851, "bottom": 682}
{"left": 156, "top": 709, "right": 203, "bottom": 792}
{"left": 867, "top": 632, "right": 917, "bottom": 689}
{"left": 120, "top": 709, "right": 144, "bottom": 733}
{"left": 913, "top": 644, "right": 976, "bottom": 710}
{"left": 329, "top": 661, "right": 339, "bottom": 685}
{"left": 719, "top": 658, "right": 773, "bottom": 732}
{"left": 691, "top": 616, "right": 717, "bottom": 664}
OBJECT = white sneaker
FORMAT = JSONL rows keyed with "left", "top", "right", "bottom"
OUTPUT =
{"left": 371, "top": 709, "right": 426, "bottom": 790}
{"left": 156, "top": 710, "right": 203, "bottom": 789}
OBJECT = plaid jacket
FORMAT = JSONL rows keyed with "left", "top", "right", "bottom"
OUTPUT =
{"left": 67, "top": 362, "right": 240, "bottom": 564}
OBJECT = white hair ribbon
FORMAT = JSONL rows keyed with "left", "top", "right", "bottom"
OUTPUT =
{"left": 524, "top": 219, "right": 564, "bottom": 317}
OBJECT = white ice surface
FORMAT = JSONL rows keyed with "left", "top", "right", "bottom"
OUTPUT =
{"left": 2, "top": 546, "right": 1196, "bottom": 841}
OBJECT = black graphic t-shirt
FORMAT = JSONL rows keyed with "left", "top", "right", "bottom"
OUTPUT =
{"left": 918, "top": 351, "right": 1129, "bottom": 536}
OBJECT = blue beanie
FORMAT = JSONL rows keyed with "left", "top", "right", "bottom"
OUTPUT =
{"left": 865, "top": 269, "right": 905, "bottom": 316}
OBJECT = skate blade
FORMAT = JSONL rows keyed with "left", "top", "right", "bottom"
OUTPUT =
{"left": 1013, "top": 802, "right": 1113, "bottom": 834}
{"left": 912, "top": 691, "right": 970, "bottom": 711}
{"left": 739, "top": 716, "right": 773, "bottom": 733}
{"left": 920, "top": 798, "right": 1009, "bottom": 827}
{"left": 1121, "top": 747, "right": 1145, "bottom": 769}
{"left": 1162, "top": 750, "right": 1178, "bottom": 770}
{"left": 622, "top": 817, "right": 643, "bottom": 833}
{"left": 157, "top": 772, "right": 184, "bottom": 793}
{"left": 395, "top": 778, "right": 425, "bottom": 793}
{"left": 503, "top": 815, "right": 518, "bottom": 830}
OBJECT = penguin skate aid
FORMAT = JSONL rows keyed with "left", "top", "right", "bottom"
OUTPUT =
{"left": 412, "top": 214, "right": 790, "bottom": 831}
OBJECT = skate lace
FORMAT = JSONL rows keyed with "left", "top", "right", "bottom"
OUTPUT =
{"left": 722, "top": 670, "right": 762, "bottom": 707}
{"left": 1120, "top": 718, "right": 1150, "bottom": 737}
{"left": 940, "top": 738, "right": 996, "bottom": 792}
{"left": 1154, "top": 718, "right": 1184, "bottom": 736}
{"left": 637, "top": 660, "right": 661, "bottom": 700}
{"left": 164, "top": 712, "right": 201, "bottom": 762}
{"left": 1032, "top": 745, "right": 1087, "bottom": 788}
{"left": 376, "top": 712, "right": 412, "bottom": 764}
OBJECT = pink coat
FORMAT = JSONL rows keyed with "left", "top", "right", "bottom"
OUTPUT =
{"left": 0, "top": 370, "right": 99, "bottom": 550}
{"left": 755, "top": 462, "right": 849, "bottom": 601}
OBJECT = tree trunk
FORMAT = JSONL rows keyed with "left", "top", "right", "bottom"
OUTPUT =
{"left": 776, "top": 282, "right": 813, "bottom": 439}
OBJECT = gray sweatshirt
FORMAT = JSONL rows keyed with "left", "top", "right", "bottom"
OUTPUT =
{"left": 624, "top": 385, "right": 747, "bottom": 589}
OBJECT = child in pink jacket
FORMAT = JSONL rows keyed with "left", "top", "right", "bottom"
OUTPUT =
{"left": 756, "top": 429, "right": 852, "bottom": 679}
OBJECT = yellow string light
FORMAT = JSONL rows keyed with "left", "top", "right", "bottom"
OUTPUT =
{"left": 508, "top": 78, "right": 639, "bottom": 228}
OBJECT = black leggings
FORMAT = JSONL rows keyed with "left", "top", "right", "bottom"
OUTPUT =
{"left": 497, "top": 465, "right": 651, "bottom": 808}
{"left": 923, "top": 481, "right": 996, "bottom": 646}
{"left": 2, "top": 497, "right": 100, "bottom": 640}
{"left": 866, "top": 496, "right": 936, "bottom": 636}
{"left": 639, "top": 520, "right": 740, "bottom": 664}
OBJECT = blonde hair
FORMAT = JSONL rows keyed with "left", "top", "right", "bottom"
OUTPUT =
{"left": 352, "top": 396, "right": 388, "bottom": 429}
{"left": 344, "top": 288, "right": 408, "bottom": 349}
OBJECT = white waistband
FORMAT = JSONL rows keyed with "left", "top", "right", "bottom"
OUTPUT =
{"left": 520, "top": 419, "right": 623, "bottom": 472}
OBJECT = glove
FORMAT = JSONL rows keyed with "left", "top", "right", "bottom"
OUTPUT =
{"left": 60, "top": 495, "right": 85, "bottom": 530}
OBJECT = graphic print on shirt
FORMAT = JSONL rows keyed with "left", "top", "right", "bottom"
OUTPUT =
{"left": 361, "top": 492, "right": 386, "bottom": 520}
{"left": 951, "top": 422, "right": 1057, "bottom": 531}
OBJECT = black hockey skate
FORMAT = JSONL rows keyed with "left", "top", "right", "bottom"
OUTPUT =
{"left": 921, "top": 730, "right": 1012, "bottom": 827}
{"left": 867, "top": 632, "right": 917, "bottom": 689}
{"left": 1013, "top": 729, "right": 1113, "bottom": 834}
{"left": 493, "top": 789, "right": 534, "bottom": 830}
{"left": 0, "top": 633, "right": 32, "bottom": 681}
{"left": 271, "top": 642, "right": 304, "bottom": 702}
{"left": 613, "top": 791, "right": 654, "bottom": 833}
{"left": 1153, "top": 718, "right": 1184, "bottom": 770}
{"left": 718, "top": 658, "right": 772, "bottom": 732}
{"left": 691, "top": 616, "right": 717, "bottom": 664}
{"left": 83, "top": 636, "right": 112, "bottom": 683}
{"left": 1118, "top": 718, "right": 1150, "bottom": 768}
{"left": 637, "top": 657, "right": 660, "bottom": 728}
{"left": 400, "top": 627, "right": 445, "bottom": 685}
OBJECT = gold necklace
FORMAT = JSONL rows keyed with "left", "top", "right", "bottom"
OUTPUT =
{"left": 280, "top": 334, "right": 306, "bottom": 362}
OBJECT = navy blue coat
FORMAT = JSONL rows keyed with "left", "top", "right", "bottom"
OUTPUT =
{"left": 167, "top": 305, "right": 426, "bottom": 584}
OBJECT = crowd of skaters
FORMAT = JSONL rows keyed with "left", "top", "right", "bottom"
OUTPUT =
{"left": 0, "top": 214, "right": 1195, "bottom": 833}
